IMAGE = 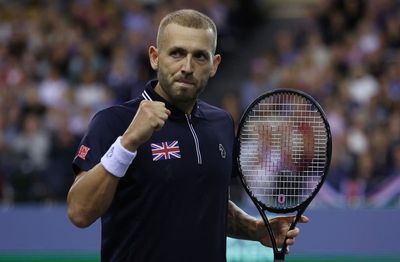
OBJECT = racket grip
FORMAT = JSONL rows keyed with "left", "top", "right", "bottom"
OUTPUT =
{"left": 273, "top": 252, "right": 285, "bottom": 262}
{"left": 279, "top": 211, "right": 304, "bottom": 261}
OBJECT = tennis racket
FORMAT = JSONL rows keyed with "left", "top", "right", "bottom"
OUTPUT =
{"left": 236, "top": 89, "right": 332, "bottom": 261}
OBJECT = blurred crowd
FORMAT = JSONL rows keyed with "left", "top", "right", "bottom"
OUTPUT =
{"left": 235, "top": 0, "right": 400, "bottom": 207}
{"left": 0, "top": 0, "right": 257, "bottom": 203}
{"left": 1, "top": 0, "right": 400, "bottom": 208}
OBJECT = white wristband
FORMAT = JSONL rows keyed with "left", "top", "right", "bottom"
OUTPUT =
{"left": 101, "top": 136, "right": 137, "bottom": 178}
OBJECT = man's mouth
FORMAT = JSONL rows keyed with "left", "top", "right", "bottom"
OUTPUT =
{"left": 176, "top": 79, "right": 194, "bottom": 85}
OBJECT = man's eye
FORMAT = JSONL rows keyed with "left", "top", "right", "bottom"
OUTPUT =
{"left": 195, "top": 53, "right": 208, "bottom": 61}
{"left": 170, "top": 51, "right": 183, "bottom": 58}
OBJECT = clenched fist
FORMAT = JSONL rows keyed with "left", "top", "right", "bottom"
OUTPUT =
{"left": 121, "top": 100, "right": 171, "bottom": 152}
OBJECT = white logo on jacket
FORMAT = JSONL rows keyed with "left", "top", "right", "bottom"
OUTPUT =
{"left": 219, "top": 144, "right": 226, "bottom": 159}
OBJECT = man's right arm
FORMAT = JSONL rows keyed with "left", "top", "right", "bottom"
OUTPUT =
{"left": 67, "top": 100, "right": 171, "bottom": 228}
{"left": 67, "top": 165, "right": 120, "bottom": 228}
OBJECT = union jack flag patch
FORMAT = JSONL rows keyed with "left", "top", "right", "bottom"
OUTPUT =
{"left": 151, "top": 141, "right": 181, "bottom": 161}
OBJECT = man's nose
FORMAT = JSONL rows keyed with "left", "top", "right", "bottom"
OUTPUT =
{"left": 181, "top": 55, "right": 193, "bottom": 74}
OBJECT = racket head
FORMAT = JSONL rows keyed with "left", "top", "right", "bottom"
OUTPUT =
{"left": 236, "top": 88, "right": 332, "bottom": 213}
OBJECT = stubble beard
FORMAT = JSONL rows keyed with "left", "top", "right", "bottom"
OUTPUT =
{"left": 157, "top": 69, "right": 208, "bottom": 104}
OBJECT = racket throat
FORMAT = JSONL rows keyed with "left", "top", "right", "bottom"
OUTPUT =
{"left": 253, "top": 200, "right": 289, "bottom": 261}
{"left": 253, "top": 201, "right": 283, "bottom": 258}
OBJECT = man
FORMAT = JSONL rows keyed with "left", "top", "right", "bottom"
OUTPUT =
{"left": 67, "top": 9, "right": 308, "bottom": 262}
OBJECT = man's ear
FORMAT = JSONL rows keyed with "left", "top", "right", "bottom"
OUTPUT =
{"left": 149, "top": 46, "right": 159, "bottom": 70}
{"left": 210, "top": 54, "right": 221, "bottom": 77}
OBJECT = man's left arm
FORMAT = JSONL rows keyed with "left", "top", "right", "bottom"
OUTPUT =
{"left": 227, "top": 200, "right": 309, "bottom": 249}
{"left": 227, "top": 200, "right": 259, "bottom": 240}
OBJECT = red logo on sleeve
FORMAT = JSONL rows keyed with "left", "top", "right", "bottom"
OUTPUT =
{"left": 77, "top": 145, "right": 91, "bottom": 160}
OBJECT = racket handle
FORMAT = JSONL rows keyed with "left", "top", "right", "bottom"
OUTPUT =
{"left": 278, "top": 211, "right": 304, "bottom": 261}
{"left": 273, "top": 252, "right": 285, "bottom": 262}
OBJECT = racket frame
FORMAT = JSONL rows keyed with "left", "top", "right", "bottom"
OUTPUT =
{"left": 235, "top": 88, "right": 332, "bottom": 261}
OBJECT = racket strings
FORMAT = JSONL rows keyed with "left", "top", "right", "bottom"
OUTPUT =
{"left": 239, "top": 93, "right": 329, "bottom": 209}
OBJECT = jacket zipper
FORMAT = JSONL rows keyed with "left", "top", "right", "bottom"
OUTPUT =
{"left": 185, "top": 114, "right": 202, "bottom": 165}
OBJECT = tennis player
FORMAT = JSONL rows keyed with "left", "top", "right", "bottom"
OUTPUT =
{"left": 67, "top": 9, "right": 308, "bottom": 262}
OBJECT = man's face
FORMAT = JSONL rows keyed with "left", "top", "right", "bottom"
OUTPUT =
{"left": 150, "top": 23, "right": 221, "bottom": 106}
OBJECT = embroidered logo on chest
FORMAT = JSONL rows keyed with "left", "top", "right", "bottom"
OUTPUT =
{"left": 219, "top": 144, "right": 226, "bottom": 159}
{"left": 151, "top": 141, "right": 181, "bottom": 161}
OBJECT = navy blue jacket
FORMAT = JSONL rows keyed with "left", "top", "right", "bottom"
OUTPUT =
{"left": 72, "top": 80, "right": 235, "bottom": 262}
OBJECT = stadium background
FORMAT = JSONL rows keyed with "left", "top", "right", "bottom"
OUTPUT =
{"left": 0, "top": 0, "right": 400, "bottom": 261}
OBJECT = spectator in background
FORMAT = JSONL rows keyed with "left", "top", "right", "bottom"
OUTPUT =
{"left": 43, "top": 112, "right": 79, "bottom": 202}
{"left": 107, "top": 45, "right": 138, "bottom": 102}
{"left": 239, "top": 57, "right": 270, "bottom": 110}
{"left": 386, "top": 62, "right": 400, "bottom": 102}
{"left": 0, "top": 116, "right": 7, "bottom": 201}
{"left": 347, "top": 64, "right": 379, "bottom": 106}
{"left": 9, "top": 113, "right": 51, "bottom": 201}
{"left": 388, "top": 142, "right": 400, "bottom": 177}
{"left": 38, "top": 68, "right": 69, "bottom": 109}
{"left": 342, "top": 152, "right": 374, "bottom": 207}
{"left": 274, "top": 30, "right": 298, "bottom": 66}
{"left": 21, "top": 86, "right": 47, "bottom": 118}
{"left": 74, "top": 69, "right": 110, "bottom": 112}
